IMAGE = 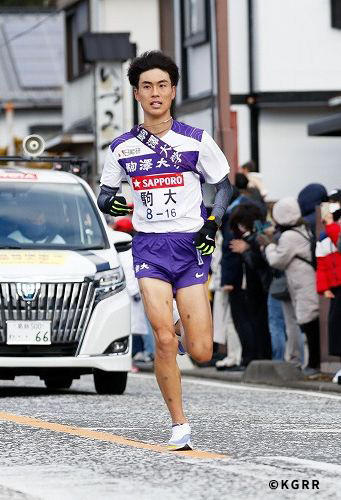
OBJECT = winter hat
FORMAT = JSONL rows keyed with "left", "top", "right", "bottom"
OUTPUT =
{"left": 272, "top": 197, "right": 302, "bottom": 227}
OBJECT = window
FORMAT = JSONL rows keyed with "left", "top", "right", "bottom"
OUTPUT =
{"left": 66, "top": 0, "right": 90, "bottom": 80}
{"left": 180, "top": 0, "right": 211, "bottom": 100}
{"left": 331, "top": 0, "right": 341, "bottom": 28}
{"left": 183, "top": 0, "right": 209, "bottom": 47}
{"left": 0, "top": 183, "right": 107, "bottom": 250}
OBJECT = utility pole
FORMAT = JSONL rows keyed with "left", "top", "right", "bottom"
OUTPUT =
{"left": 215, "top": 0, "right": 237, "bottom": 180}
{"left": 4, "top": 102, "right": 15, "bottom": 155}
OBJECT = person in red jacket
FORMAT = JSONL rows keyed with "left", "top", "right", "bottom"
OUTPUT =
{"left": 316, "top": 210, "right": 341, "bottom": 357}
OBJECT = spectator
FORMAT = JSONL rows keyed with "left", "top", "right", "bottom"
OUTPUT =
{"left": 235, "top": 172, "right": 266, "bottom": 210}
{"left": 209, "top": 230, "right": 242, "bottom": 370}
{"left": 220, "top": 204, "right": 253, "bottom": 370}
{"left": 316, "top": 201, "right": 341, "bottom": 359}
{"left": 229, "top": 204, "right": 272, "bottom": 362}
{"left": 240, "top": 160, "right": 268, "bottom": 200}
{"left": 298, "top": 183, "right": 328, "bottom": 235}
{"left": 262, "top": 228, "right": 304, "bottom": 367}
{"left": 264, "top": 197, "right": 320, "bottom": 376}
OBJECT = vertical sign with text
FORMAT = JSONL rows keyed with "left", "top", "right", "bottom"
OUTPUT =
{"left": 95, "top": 62, "right": 124, "bottom": 175}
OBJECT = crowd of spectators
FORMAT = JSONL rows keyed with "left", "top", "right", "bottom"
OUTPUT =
{"left": 112, "top": 164, "right": 341, "bottom": 380}
{"left": 213, "top": 163, "right": 341, "bottom": 379}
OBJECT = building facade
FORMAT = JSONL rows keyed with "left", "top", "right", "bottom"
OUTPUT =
{"left": 165, "top": 0, "right": 341, "bottom": 200}
{"left": 0, "top": 8, "right": 63, "bottom": 153}
{"left": 52, "top": 0, "right": 160, "bottom": 188}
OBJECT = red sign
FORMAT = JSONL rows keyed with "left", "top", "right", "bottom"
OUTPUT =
{"left": 0, "top": 172, "right": 37, "bottom": 180}
{"left": 132, "top": 173, "right": 184, "bottom": 191}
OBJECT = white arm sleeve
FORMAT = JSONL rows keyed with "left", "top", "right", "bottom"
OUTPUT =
{"left": 197, "top": 131, "right": 230, "bottom": 184}
{"left": 100, "top": 146, "right": 125, "bottom": 188}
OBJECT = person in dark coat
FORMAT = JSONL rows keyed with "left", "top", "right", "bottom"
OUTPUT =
{"left": 228, "top": 204, "right": 272, "bottom": 363}
{"left": 298, "top": 183, "right": 328, "bottom": 235}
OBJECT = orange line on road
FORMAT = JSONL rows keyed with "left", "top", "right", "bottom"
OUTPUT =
{"left": 0, "top": 411, "right": 227, "bottom": 460}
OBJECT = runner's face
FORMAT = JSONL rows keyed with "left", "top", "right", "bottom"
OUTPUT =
{"left": 134, "top": 68, "right": 176, "bottom": 121}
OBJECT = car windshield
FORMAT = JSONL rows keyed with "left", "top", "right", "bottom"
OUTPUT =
{"left": 0, "top": 182, "right": 107, "bottom": 250}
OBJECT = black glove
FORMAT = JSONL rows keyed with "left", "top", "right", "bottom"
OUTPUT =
{"left": 107, "top": 195, "right": 132, "bottom": 217}
{"left": 195, "top": 216, "right": 219, "bottom": 255}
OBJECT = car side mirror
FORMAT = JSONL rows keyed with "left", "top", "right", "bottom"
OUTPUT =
{"left": 109, "top": 229, "right": 132, "bottom": 253}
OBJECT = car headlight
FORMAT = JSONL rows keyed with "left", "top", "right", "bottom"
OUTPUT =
{"left": 94, "top": 266, "right": 126, "bottom": 302}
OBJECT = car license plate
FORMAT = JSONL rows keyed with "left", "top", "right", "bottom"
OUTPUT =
{"left": 6, "top": 321, "right": 51, "bottom": 345}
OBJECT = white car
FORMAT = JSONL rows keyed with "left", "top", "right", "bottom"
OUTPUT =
{"left": 0, "top": 166, "right": 131, "bottom": 394}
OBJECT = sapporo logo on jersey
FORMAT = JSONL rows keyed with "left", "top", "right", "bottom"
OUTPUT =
{"left": 132, "top": 173, "right": 184, "bottom": 191}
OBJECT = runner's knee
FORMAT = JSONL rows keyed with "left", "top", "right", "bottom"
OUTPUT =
{"left": 154, "top": 328, "right": 177, "bottom": 357}
{"left": 188, "top": 341, "right": 212, "bottom": 363}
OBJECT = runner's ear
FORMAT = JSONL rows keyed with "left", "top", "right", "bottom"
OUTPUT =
{"left": 133, "top": 87, "right": 140, "bottom": 102}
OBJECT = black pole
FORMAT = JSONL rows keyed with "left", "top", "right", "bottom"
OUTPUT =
{"left": 247, "top": 0, "right": 259, "bottom": 170}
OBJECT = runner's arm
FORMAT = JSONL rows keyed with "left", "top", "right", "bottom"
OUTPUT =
{"left": 97, "top": 184, "right": 119, "bottom": 214}
{"left": 97, "top": 146, "right": 131, "bottom": 216}
{"left": 211, "top": 175, "right": 233, "bottom": 226}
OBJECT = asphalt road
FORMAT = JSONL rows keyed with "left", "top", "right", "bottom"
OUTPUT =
{"left": 0, "top": 373, "right": 340, "bottom": 500}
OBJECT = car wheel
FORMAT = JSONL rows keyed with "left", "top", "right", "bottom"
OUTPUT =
{"left": 44, "top": 377, "right": 73, "bottom": 390}
{"left": 93, "top": 370, "right": 127, "bottom": 395}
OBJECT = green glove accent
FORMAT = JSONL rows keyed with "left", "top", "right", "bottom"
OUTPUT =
{"left": 108, "top": 196, "right": 132, "bottom": 217}
{"left": 195, "top": 218, "right": 218, "bottom": 255}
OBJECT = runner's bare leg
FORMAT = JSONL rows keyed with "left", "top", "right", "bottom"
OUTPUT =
{"left": 138, "top": 277, "right": 187, "bottom": 424}
{"left": 176, "top": 283, "right": 213, "bottom": 363}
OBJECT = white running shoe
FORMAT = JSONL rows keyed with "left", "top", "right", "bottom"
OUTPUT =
{"left": 167, "top": 423, "right": 192, "bottom": 451}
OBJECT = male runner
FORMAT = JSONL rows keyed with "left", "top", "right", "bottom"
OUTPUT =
{"left": 98, "top": 51, "right": 232, "bottom": 450}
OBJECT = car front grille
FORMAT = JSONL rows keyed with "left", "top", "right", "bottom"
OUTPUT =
{"left": 0, "top": 281, "right": 96, "bottom": 355}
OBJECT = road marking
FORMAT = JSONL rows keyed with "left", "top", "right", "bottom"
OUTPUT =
{"left": 133, "top": 373, "right": 341, "bottom": 401}
{"left": 0, "top": 411, "right": 227, "bottom": 460}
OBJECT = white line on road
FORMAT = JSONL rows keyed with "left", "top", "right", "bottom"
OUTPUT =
{"left": 132, "top": 373, "right": 341, "bottom": 401}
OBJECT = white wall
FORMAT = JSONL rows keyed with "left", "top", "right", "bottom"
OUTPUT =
{"left": 259, "top": 108, "right": 341, "bottom": 200}
{"left": 228, "top": 0, "right": 249, "bottom": 94}
{"left": 231, "top": 104, "right": 251, "bottom": 166}
{"left": 177, "top": 108, "right": 213, "bottom": 135}
{"left": 187, "top": 43, "right": 212, "bottom": 97}
{"left": 63, "top": 72, "right": 93, "bottom": 131}
{"left": 0, "top": 109, "right": 62, "bottom": 148}
{"left": 254, "top": 0, "right": 341, "bottom": 91}
{"left": 100, "top": 0, "right": 160, "bottom": 52}
{"left": 100, "top": 0, "right": 160, "bottom": 125}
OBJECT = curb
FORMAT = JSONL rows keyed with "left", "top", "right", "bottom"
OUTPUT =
{"left": 135, "top": 363, "right": 341, "bottom": 395}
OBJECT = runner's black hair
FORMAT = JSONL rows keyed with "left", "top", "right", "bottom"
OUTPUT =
{"left": 127, "top": 51, "right": 180, "bottom": 88}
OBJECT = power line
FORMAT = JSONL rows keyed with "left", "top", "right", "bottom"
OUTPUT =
{"left": 0, "top": 8, "right": 61, "bottom": 50}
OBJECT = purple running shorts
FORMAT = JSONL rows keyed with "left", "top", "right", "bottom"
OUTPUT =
{"left": 132, "top": 232, "right": 211, "bottom": 293}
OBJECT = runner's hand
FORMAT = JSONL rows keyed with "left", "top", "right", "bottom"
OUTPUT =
{"left": 108, "top": 196, "right": 132, "bottom": 217}
{"left": 195, "top": 217, "right": 218, "bottom": 255}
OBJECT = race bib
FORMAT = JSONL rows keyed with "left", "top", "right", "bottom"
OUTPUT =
{"left": 132, "top": 173, "right": 185, "bottom": 222}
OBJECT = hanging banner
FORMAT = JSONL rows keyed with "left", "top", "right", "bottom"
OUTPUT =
{"left": 95, "top": 62, "right": 124, "bottom": 175}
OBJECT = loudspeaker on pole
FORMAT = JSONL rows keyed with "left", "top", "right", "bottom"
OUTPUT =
{"left": 23, "top": 135, "right": 45, "bottom": 157}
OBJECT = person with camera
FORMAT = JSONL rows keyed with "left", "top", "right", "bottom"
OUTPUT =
{"left": 228, "top": 203, "right": 272, "bottom": 363}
